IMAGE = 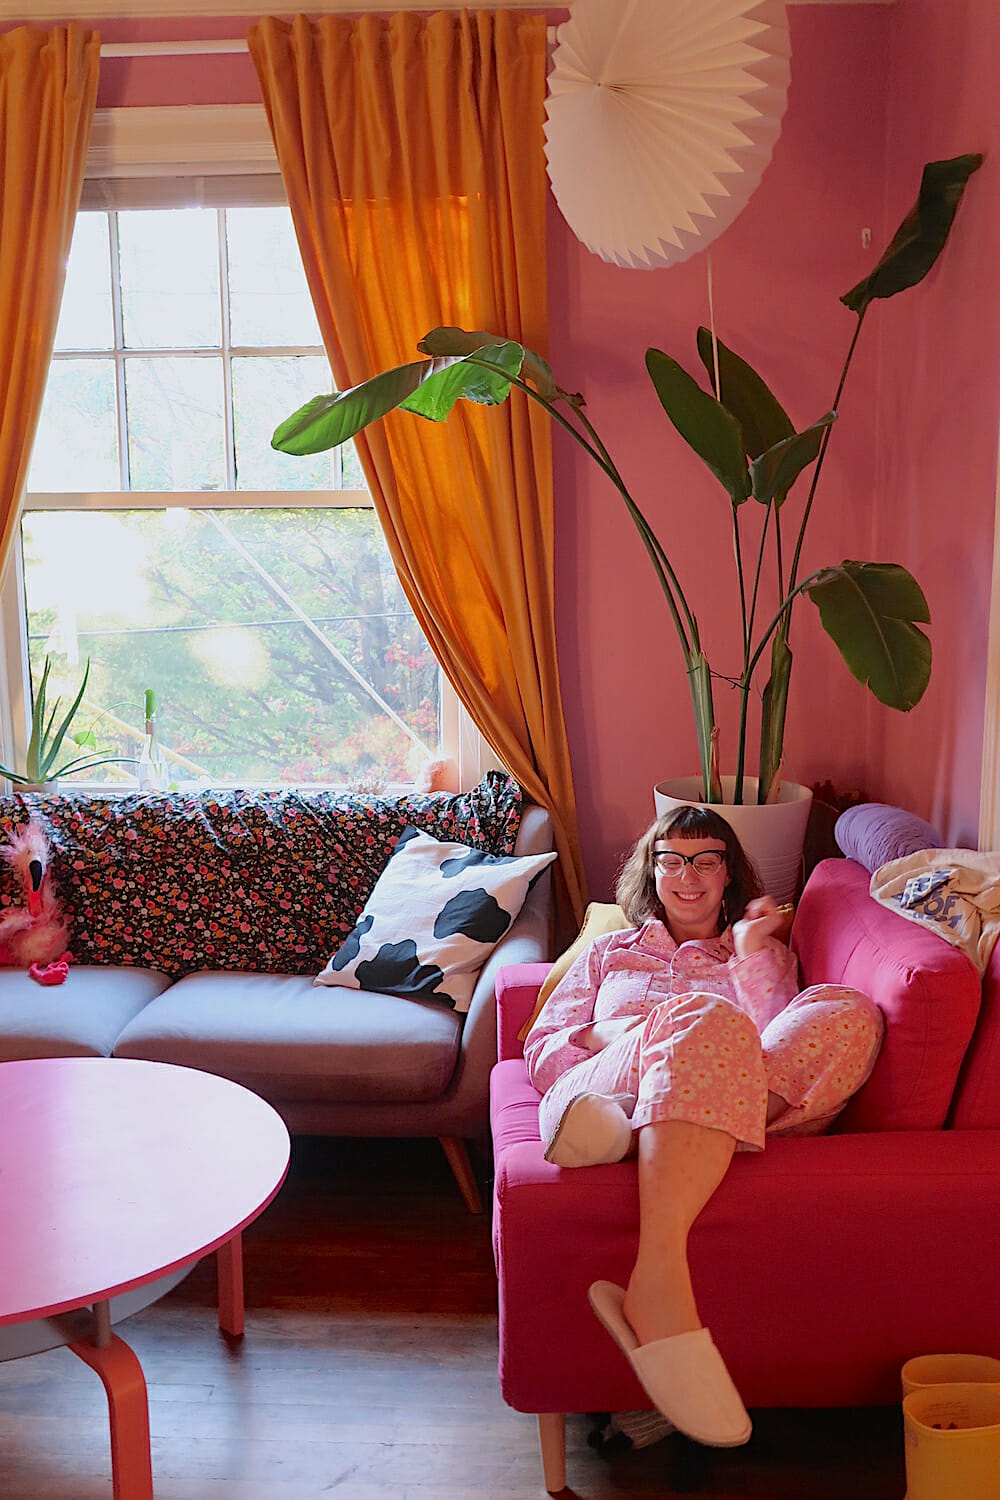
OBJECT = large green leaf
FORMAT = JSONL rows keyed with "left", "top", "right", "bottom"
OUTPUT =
{"left": 400, "top": 341, "right": 524, "bottom": 419}
{"left": 695, "top": 327, "right": 794, "bottom": 461}
{"left": 271, "top": 343, "right": 524, "bottom": 456}
{"left": 418, "top": 326, "right": 557, "bottom": 402}
{"left": 750, "top": 412, "right": 837, "bottom": 508}
{"left": 841, "top": 153, "right": 983, "bottom": 315}
{"left": 806, "top": 561, "right": 931, "bottom": 709}
{"left": 646, "top": 349, "right": 752, "bottom": 506}
{"left": 38, "top": 658, "right": 91, "bottom": 778}
{"left": 24, "top": 654, "right": 51, "bottom": 782}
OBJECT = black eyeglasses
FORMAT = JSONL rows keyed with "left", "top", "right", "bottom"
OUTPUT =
{"left": 652, "top": 849, "right": 726, "bottom": 876}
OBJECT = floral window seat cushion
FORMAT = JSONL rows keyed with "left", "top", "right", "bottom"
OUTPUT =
{"left": 0, "top": 771, "right": 523, "bottom": 978}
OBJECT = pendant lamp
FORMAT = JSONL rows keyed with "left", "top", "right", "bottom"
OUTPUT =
{"left": 544, "top": 0, "right": 792, "bottom": 271}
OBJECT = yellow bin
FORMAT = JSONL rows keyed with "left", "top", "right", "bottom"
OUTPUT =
{"left": 903, "top": 1384, "right": 1000, "bottom": 1500}
{"left": 902, "top": 1354, "right": 1000, "bottom": 1397}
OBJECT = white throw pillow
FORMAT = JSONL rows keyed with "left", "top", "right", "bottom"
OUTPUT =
{"left": 314, "top": 826, "right": 557, "bottom": 1012}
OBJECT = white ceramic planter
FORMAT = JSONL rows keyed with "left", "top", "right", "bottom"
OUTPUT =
{"left": 653, "top": 775, "right": 813, "bottom": 906}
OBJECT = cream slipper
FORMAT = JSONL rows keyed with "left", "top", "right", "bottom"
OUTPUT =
{"left": 543, "top": 1093, "right": 633, "bottom": 1167}
{"left": 588, "top": 1281, "right": 752, "bottom": 1448}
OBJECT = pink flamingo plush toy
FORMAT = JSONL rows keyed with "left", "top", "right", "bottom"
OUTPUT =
{"left": 0, "top": 819, "right": 72, "bottom": 984}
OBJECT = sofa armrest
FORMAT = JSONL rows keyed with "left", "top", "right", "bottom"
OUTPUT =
{"left": 496, "top": 964, "right": 551, "bottom": 1061}
{"left": 513, "top": 803, "right": 554, "bottom": 857}
{"left": 435, "top": 856, "right": 553, "bottom": 1137}
{"left": 457, "top": 800, "right": 553, "bottom": 1073}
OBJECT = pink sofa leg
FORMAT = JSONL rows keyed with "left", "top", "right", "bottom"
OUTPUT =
{"left": 537, "top": 1412, "right": 566, "bottom": 1493}
{"left": 438, "top": 1136, "right": 483, "bottom": 1213}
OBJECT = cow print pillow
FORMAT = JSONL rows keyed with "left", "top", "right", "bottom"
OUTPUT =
{"left": 314, "top": 825, "right": 557, "bottom": 1012}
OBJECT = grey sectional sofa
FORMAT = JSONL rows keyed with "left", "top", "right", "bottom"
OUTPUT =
{"left": 0, "top": 781, "right": 553, "bottom": 1210}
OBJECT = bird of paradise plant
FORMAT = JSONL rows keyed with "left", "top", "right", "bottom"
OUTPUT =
{"left": 271, "top": 153, "right": 981, "bottom": 805}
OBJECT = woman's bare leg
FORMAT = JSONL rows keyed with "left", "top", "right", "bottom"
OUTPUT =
{"left": 623, "top": 1119, "right": 736, "bottom": 1346}
{"left": 623, "top": 1094, "right": 787, "bottom": 1343}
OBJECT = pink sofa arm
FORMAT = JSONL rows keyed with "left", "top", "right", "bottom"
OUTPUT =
{"left": 496, "top": 964, "right": 551, "bottom": 1061}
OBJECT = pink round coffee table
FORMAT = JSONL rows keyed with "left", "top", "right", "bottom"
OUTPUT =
{"left": 0, "top": 1057, "right": 290, "bottom": 1499}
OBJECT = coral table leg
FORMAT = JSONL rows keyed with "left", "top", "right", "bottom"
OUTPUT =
{"left": 217, "top": 1231, "right": 244, "bottom": 1337}
{"left": 69, "top": 1332, "right": 153, "bottom": 1500}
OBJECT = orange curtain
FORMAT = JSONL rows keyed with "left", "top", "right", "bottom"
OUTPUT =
{"left": 0, "top": 25, "right": 100, "bottom": 583}
{"left": 249, "top": 10, "right": 587, "bottom": 935}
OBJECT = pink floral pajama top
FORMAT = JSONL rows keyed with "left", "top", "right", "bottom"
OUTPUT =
{"left": 524, "top": 921, "right": 882, "bottom": 1149}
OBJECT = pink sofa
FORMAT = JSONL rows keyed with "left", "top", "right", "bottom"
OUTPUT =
{"left": 489, "top": 857, "right": 1000, "bottom": 1492}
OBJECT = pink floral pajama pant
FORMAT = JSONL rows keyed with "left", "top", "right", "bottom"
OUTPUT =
{"left": 537, "top": 987, "right": 884, "bottom": 1152}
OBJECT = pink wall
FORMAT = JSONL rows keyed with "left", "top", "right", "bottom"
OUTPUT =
{"left": 11, "top": 5, "right": 990, "bottom": 892}
{"left": 867, "top": 0, "right": 1000, "bottom": 849}
{"left": 550, "top": 5, "right": 894, "bottom": 896}
{"left": 95, "top": 17, "right": 262, "bottom": 107}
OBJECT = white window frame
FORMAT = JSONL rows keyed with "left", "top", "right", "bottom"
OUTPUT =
{"left": 2, "top": 104, "right": 497, "bottom": 792}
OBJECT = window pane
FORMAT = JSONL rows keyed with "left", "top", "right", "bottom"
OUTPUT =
{"left": 125, "top": 357, "right": 226, "bottom": 491}
{"left": 118, "top": 209, "right": 221, "bottom": 348}
{"left": 341, "top": 438, "right": 367, "bottom": 490}
{"left": 233, "top": 355, "right": 345, "bottom": 491}
{"left": 28, "top": 359, "right": 120, "bottom": 491}
{"left": 226, "top": 207, "right": 323, "bottom": 348}
{"left": 54, "top": 213, "right": 113, "bottom": 351}
{"left": 21, "top": 508, "right": 440, "bottom": 786}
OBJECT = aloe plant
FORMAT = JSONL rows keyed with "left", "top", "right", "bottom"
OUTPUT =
{"left": 271, "top": 153, "right": 981, "bottom": 805}
{"left": 0, "top": 656, "right": 131, "bottom": 786}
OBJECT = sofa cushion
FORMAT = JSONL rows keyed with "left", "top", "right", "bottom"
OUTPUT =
{"left": 316, "top": 827, "right": 557, "bottom": 1013}
{"left": 113, "top": 970, "right": 463, "bottom": 1103}
{"left": 834, "top": 802, "right": 943, "bottom": 873}
{"left": 0, "top": 965, "right": 171, "bottom": 1060}
{"left": 0, "top": 773, "right": 524, "bottom": 979}
{"left": 792, "top": 859, "right": 982, "bottom": 1131}
{"left": 518, "top": 902, "right": 631, "bottom": 1039}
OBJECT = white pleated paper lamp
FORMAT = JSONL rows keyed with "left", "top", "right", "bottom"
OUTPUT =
{"left": 544, "top": 0, "right": 792, "bottom": 271}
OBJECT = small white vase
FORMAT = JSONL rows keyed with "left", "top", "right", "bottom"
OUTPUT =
{"left": 653, "top": 775, "right": 813, "bottom": 906}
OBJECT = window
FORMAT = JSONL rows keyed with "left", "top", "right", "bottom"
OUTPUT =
{"left": 10, "top": 198, "right": 451, "bottom": 792}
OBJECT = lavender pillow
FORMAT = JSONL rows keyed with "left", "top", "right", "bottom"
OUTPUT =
{"left": 834, "top": 803, "right": 943, "bottom": 874}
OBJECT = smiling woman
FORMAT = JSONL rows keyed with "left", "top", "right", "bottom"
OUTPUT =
{"left": 652, "top": 837, "right": 730, "bottom": 944}
{"left": 522, "top": 803, "right": 884, "bottom": 1452}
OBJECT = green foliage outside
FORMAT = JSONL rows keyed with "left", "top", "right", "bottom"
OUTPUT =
{"left": 22, "top": 506, "right": 439, "bottom": 788}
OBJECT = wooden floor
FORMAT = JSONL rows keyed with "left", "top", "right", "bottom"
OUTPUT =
{"left": 0, "top": 1136, "right": 907, "bottom": 1499}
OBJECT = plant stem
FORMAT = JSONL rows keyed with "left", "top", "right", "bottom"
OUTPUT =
{"left": 732, "top": 505, "right": 749, "bottom": 658}
{"left": 787, "top": 310, "right": 867, "bottom": 592}
{"left": 746, "top": 501, "right": 773, "bottom": 660}
{"left": 469, "top": 355, "right": 722, "bottom": 796}
{"left": 745, "top": 570, "right": 827, "bottom": 682}
{"left": 734, "top": 673, "right": 752, "bottom": 803}
{"left": 729, "top": 505, "right": 753, "bottom": 804}
{"left": 747, "top": 312, "right": 867, "bottom": 801}
{"left": 571, "top": 395, "right": 701, "bottom": 649}
{"left": 473, "top": 358, "right": 698, "bottom": 657}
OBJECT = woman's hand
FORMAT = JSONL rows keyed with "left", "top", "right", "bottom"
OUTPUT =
{"left": 732, "top": 895, "right": 793, "bottom": 959}
{"left": 578, "top": 1015, "right": 645, "bottom": 1053}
